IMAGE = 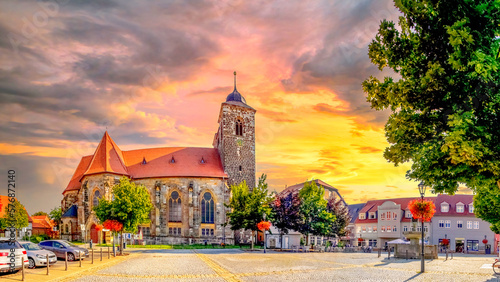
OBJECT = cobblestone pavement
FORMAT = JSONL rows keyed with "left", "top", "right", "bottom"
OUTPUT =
{"left": 68, "top": 249, "right": 500, "bottom": 282}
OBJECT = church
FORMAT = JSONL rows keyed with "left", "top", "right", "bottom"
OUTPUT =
{"left": 61, "top": 75, "right": 256, "bottom": 245}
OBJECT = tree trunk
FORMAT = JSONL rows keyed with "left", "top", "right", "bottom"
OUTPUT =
{"left": 120, "top": 231, "right": 124, "bottom": 255}
{"left": 251, "top": 230, "right": 255, "bottom": 250}
{"left": 305, "top": 233, "right": 309, "bottom": 246}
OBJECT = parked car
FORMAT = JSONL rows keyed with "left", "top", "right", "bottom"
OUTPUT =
{"left": 38, "top": 240, "right": 89, "bottom": 261}
{"left": 0, "top": 238, "right": 28, "bottom": 273}
{"left": 19, "top": 241, "right": 57, "bottom": 269}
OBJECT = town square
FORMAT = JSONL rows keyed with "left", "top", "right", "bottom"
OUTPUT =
{"left": 1, "top": 0, "right": 500, "bottom": 281}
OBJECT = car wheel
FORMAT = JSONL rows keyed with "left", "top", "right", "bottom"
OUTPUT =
{"left": 28, "top": 258, "right": 36, "bottom": 269}
{"left": 67, "top": 253, "right": 75, "bottom": 261}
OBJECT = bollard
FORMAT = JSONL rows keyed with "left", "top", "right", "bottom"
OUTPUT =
{"left": 388, "top": 248, "right": 391, "bottom": 259}
{"left": 79, "top": 252, "right": 82, "bottom": 267}
{"left": 108, "top": 246, "right": 110, "bottom": 259}
{"left": 451, "top": 251, "right": 453, "bottom": 260}
{"left": 46, "top": 254, "right": 49, "bottom": 275}
{"left": 406, "top": 250, "right": 408, "bottom": 260}
{"left": 22, "top": 256, "right": 25, "bottom": 281}
{"left": 101, "top": 248, "right": 103, "bottom": 261}
{"left": 378, "top": 248, "right": 381, "bottom": 258}
{"left": 65, "top": 252, "right": 68, "bottom": 271}
{"left": 92, "top": 249, "right": 94, "bottom": 264}
{"left": 446, "top": 249, "right": 448, "bottom": 260}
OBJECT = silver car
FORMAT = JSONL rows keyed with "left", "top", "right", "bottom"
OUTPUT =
{"left": 19, "top": 241, "right": 57, "bottom": 269}
{"left": 38, "top": 240, "right": 89, "bottom": 261}
{"left": 0, "top": 238, "right": 29, "bottom": 273}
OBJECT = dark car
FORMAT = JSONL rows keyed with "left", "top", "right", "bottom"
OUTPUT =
{"left": 38, "top": 240, "right": 89, "bottom": 261}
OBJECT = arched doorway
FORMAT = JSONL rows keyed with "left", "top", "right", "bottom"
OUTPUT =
{"left": 90, "top": 224, "right": 98, "bottom": 243}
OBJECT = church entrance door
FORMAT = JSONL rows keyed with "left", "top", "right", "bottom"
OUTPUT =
{"left": 90, "top": 224, "right": 98, "bottom": 244}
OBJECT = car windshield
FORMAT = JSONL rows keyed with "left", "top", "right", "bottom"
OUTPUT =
{"left": 61, "top": 241, "right": 78, "bottom": 247}
{"left": 22, "top": 242, "right": 41, "bottom": 251}
{"left": 0, "top": 240, "right": 22, "bottom": 249}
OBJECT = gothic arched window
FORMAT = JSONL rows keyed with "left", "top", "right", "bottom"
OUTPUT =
{"left": 93, "top": 190, "right": 101, "bottom": 207}
{"left": 169, "top": 191, "right": 182, "bottom": 222}
{"left": 201, "top": 192, "right": 214, "bottom": 223}
{"left": 65, "top": 224, "right": 69, "bottom": 234}
{"left": 235, "top": 119, "right": 243, "bottom": 136}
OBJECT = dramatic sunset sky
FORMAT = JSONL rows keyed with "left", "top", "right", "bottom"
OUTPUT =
{"left": 0, "top": 0, "right": 472, "bottom": 214}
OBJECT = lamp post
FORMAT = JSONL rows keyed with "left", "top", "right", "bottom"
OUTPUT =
{"left": 263, "top": 213, "right": 267, "bottom": 254}
{"left": 418, "top": 181, "right": 426, "bottom": 273}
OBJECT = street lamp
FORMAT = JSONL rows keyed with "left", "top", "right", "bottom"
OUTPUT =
{"left": 418, "top": 181, "right": 426, "bottom": 273}
{"left": 263, "top": 213, "right": 267, "bottom": 254}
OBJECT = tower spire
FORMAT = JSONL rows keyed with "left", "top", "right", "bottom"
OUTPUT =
{"left": 233, "top": 71, "right": 237, "bottom": 91}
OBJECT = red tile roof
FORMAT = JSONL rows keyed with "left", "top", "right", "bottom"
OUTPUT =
{"left": 63, "top": 132, "right": 228, "bottom": 194}
{"left": 355, "top": 197, "right": 437, "bottom": 224}
{"left": 64, "top": 156, "right": 93, "bottom": 193}
{"left": 434, "top": 194, "right": 474, "bottom": 217}
{"left": 31, "top": 215, "right": 53, "bottom": 229}
{"left": 83, "top": 131, "right": 129, "bottom": 177}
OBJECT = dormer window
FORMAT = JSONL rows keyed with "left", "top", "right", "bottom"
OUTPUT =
{"left": 469, "top": 204, "right": 474, "bottom": 213}
{"left": 200, "top": 157, "right": 206, "bottom": 164}
{"left": 142, "top": 157, "right": 147, "bottom": 165}
{"left": 359, "top": 213, "right": 366, "bottom": 220}
{"left": 235, "top": 119, "right": 243, "bottom": 136}
{"left": 456, "top": 203, "right": 464, "bottom": 213}
{"left": 170, "top": 156, "right": 175, "bottom": 163}
{"left": 369, "top": 212, "right": 376, "bottom": 219}
{"left": 441, "top": 202, "right": 449, "bottom": 212}
{"left": 406, "top": 210, "right": 412, "bottom": 218}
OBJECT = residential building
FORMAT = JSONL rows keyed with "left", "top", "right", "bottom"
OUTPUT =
{"left": 431, "top": 194, "right": 495, "bottom": 253}
{"left": 354, "top": 198, "right": 433, "bottom": 248}
{"left": 343, "top": 203, "right": 365, "bottom": 246}
{"left": 31, "top": 215, "right": 55, "bottom": 237}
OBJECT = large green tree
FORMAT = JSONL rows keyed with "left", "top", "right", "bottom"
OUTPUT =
{"left": 93, "top": 177, "right": 152, "bottom": 254}
{"left": 270, "top": 191, "right": 301, "bottom": 249}
{"left": 363, "top": 0, "right": 500, "bottom": 228}
{"left": 326, "top": 198, "right": 351, "bottom": 238}
{"left": 226, "top": 174, "right": 272, "bottom": 249}
{"left": 49, "top": 206, "right": 62, "bottom": 235}
{"left": 4, "top": 200, "right": 29, "bottom": 238}
{"left": 297, "top": 181, "right": 336, "bottom": 245}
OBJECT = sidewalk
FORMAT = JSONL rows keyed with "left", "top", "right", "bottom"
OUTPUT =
{"left": 0, "top": 248, "right": 134, "bottom": 282}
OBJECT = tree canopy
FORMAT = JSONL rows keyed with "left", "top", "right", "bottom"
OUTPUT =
{"left": 297, "top": 181, "right": 336, "bottom": 244}
{"left": 49, "top": 206, "right": 62, "bottom": 227}
{"left": 4, "top": 199, "right": 29, "bottom": 237}
{"left": 94, "top": 177, "right": 152, "bottom": 233}
{"left": 93, "top": 177, "right": 152, "bottom": 254}
{"left": 363, "top": 0, "right": 500, "bottom": 228}
{"left": 326, "top": 198, "right": 351, "bottom": 238}
{"left": 226, "top": 174, "right": 272, "bottom": 248}
{"left": 33, "top": 211, "right": 48, "bottom": 217}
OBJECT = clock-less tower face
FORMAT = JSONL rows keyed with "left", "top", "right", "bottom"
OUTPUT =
{"left": 213, "top": 86, "right": 256, "bottom": 190}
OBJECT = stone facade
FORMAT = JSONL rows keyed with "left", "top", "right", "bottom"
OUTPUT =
{"left": 214, "top": 102, "right": 256, "bottom": 189}
{"left": 61, "top": 85, "right": 256, "bottom": 244}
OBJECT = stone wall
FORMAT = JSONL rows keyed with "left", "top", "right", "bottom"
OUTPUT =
{"left": 64, "top": 174, "right": 233, "bottom": 244}
{"left": 215, "top": 102, "right": 256, "bottom": 189}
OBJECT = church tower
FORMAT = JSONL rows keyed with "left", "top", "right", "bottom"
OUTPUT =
{"left": 213, "top": 72, "right": 256, "bottom": 189}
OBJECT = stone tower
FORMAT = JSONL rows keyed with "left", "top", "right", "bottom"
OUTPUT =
{"left": 213, "top": 72, "right": 256, "bottom": 189}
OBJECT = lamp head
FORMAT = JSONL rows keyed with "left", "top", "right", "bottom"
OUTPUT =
{"left": 418, "top": 181, "right": 426, "bottom": 197}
